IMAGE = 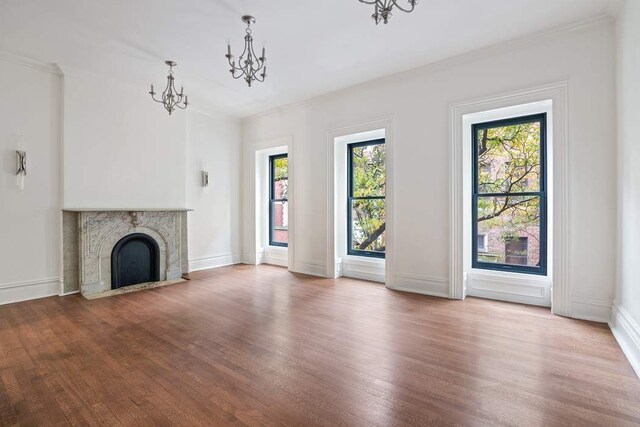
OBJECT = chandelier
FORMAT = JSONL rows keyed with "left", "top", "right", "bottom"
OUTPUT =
{"left": 225, "top": 15, "right": 267, "bottom": 87}
{"left": 359, "top": 0, "right": 418, "bottom": 25}
{"left": 149, "top": 60, "right": 188, "bottom": 115}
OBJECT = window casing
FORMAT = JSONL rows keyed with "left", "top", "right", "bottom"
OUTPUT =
{"left": 347, "top": 139, "right": 386, "bottom": 259}
{"left": 472, "top": 114, "right": 547, "bottom": 275}
{"left": 269, "top": 154, "right": 288, "bottom": 247}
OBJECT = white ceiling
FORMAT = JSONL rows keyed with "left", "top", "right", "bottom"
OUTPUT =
{"left": 0, "top": 0, "right": 615, "bottom": 117}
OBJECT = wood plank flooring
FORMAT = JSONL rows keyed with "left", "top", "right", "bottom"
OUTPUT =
{"left": 1, "top": 264, "right": 639, "bottom": 426}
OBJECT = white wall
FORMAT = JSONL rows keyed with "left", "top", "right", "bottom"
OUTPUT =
{"left": 612, "top": 0, "right": 640, "bottom": 376}
{"left": 242, "top": 20, "right": 617, "bottom": 321}
{"left": 0, "top": 56, "right": 62, "bottom": 303}
{"left": 186, "top": 110, "right": 242, "bottom": 271}
{"left": 63, "top": 69, "right": 187, "bottom": 209}
{"left": 0, "top": 55, "right": 244, "bottom": 303}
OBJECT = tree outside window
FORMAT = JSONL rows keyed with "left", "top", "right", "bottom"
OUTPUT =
{"left": 473, "top": 114, "right": 547, "bottom": 275}
{"left": 348, "top": 140, "right": 386, "bottom": 258}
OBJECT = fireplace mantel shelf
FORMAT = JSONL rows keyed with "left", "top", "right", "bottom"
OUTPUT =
{"left": 62, "top": 208, "right": 193, "bottom": 212}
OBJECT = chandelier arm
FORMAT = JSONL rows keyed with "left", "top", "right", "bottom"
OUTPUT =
{"left": 150, "top": 93, "right": 165, "bottom": 104}
{"left": 237, "top": 37, "right": 251, "bottom": 66}
{"left": 248, "top": 44, "right": 264, "bottom": 73}
{"left": 358, "top": 0, "right": 380, "bottom": 4}
{"left": 392, "top": 1, "right": 417, "bottom": 13}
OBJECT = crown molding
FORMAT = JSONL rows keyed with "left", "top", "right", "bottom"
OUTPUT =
{"left": 0, "top": 50, "right": 62, "bottom": 75}
{"left": 244, "top": 14, "right": 614, "bottom": 122}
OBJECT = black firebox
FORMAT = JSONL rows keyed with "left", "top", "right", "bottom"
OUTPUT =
{"left": 111, "top": 233, "right": 160, "bottom": 289}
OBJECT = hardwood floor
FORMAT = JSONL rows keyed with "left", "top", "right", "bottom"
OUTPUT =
{"left": 0, "top": 265, "right": 638, "bottom": 426}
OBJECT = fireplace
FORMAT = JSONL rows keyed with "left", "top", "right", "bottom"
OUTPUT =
{"left": 61, "top": 209, "right": 190, "bottom": 297}
{"left": 111, "top": 233, "right": 160, "bottom": 289}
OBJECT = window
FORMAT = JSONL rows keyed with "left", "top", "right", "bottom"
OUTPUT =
{"left": 347, "top": 139, "right": 386, "bottom": 258}
{"left": 477, "top": 234, "right": 487, "bottom": 252}
{"left": 269, "top": 154, "right": 288, "bottom": 247}
{"left": 505, "top": 237, "right": 528, "bottom": 266}
{"left": 472, "top": 114, "right": 547, "bottom": 275}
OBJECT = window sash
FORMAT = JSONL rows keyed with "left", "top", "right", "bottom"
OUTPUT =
{"left": 471, "top": 114, "right": 547, "bottom": 275}
{"left": 347, "top": 139, "right": 386, "bottom": 259}
{"left": 269, "top": 154, "right": 288, "bottom": 247}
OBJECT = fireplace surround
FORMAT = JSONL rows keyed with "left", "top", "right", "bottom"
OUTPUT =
{"left": 62, "top": 209, "right": 189, "bottom": 297}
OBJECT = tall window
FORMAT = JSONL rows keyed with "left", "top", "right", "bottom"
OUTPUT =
{"left": 472, "top": 114, "right": 547, "bottom": 275}
{"left": 347, "top": 139, "right": 386, "bottom": 258}
{"left": 269, "top": 154, "right": 288, "bottom": 247}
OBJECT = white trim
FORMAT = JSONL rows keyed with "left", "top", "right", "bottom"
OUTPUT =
{"left": 0, "top": 277, "right": 61, "bottom": 305}
{"left": 263, "top": 246, "right": 289, "bottom": 267}
{"left": 462, "top": 101, "right": 553, "bottom": 307}
{"left": 188, "top": 253, "right": 241, "bottom": 272}
{"left": 293, "top": 260, "right": 326, "bottom": 277}
{"left": 467, "top": 270, "right": 552, "bottom": 307}
{"left": 570, "top": 296, "right": 613, "bottom": 323}
{"left": 449, "top": 82, "right": 570, "bottom": 317}
{"left": 245, "top": 16, "right": 611, "bottom": 122}
{"left": 341, "top": 256, "right": 385, "bottom": 283}
{"left": 0, "top": 50, "right": 62, "bottom": 75}
{"left": 326, "top": 117, "right": 395, "bottom": 286}
{"left": 391, "top": 274, "right": 450, "bottom": 298}
{"left": 610, "top": 305, "right": 640, "bottom": 378}
{"left": 242, "top": 136, "right": 294, "bottom": 271}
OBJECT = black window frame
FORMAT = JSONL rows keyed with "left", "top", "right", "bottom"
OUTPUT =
{"left": 472, "top": 113, "right": 547, "bottom": 276}
{"left": 269, "top": 153, "right": 288, "bottom": 247}
{"left": 347, "top": 139, "right": 386, "bottom": 259}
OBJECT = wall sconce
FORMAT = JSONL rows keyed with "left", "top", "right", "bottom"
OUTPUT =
{"left": 16, "top": 150, "right": 26, "bottom": 191}
{"left": 201, "top": 170, "right": 209, "bottom": 187}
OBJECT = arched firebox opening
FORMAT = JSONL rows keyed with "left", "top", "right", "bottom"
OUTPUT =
{"left": 111, "top": 233, "right": 160, "bottom": 289}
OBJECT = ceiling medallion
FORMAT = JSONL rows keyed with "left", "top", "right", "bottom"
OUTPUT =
{"left": 359, "top": 0, "right": 418, "bottom": 25}
{"left": 226, "top": 15, "right": 267, "bottom": 87}
{"left": 149, "top": 60, "right": 188, "bottom": 115}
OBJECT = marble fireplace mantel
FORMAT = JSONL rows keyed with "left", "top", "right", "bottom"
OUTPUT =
{"left": 62, "top": 209, "right": 190, "bottom": 297}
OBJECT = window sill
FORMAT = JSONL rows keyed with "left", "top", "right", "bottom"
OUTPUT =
{"left": 469, "top": 268, "right": 550, "bottom": 283}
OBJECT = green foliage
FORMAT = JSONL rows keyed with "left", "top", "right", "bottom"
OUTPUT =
{"left": 477, "top": 121, "right": 543, "bottom": 266}
{"left": 351, "top": 144, "right": 386, "bottom": 252}
{"left": 273, "top": 157, "right": 288, "bottom": 199}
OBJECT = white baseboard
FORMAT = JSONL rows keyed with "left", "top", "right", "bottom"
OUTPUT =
{"left": 60, "top": 290, "right": 80, "bottom": 297}
{"left": 571, "top": 296, "right": 612, "bottom": 323}
{"left": 610, "top": 304, "right": 640, "bottom": 378}
{"left": 188, "top": 253, "right": 241, "bottom": 272}
{"left": 0, "top": 277, "right": 61, "bottom": 305}
{"left": 293, "top": 259, "right": 327, "bottom": 277}
{"left": 390, "top": 273, "right": 450, "bottom": 298}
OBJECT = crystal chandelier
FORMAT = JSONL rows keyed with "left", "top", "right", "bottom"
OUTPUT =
{"left": 359, "top": 0, "right": 418, "bottom": 25}
{"left": 226, "top": 15, "right": 267, "bottom": 87}
{"left": 149, "top": 60, "right": 188, "bottom": 115}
